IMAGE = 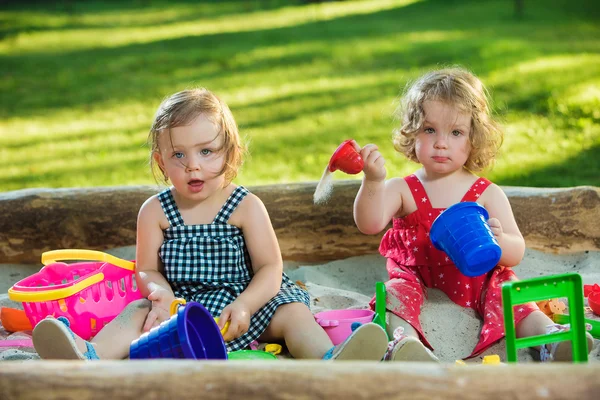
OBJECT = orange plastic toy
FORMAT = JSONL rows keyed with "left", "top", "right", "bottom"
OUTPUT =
{"left": 0, "top": 307, "right": 33, "bottom": 332}
{"left": 536, "top": 298, "right": 567, "bottom": 317}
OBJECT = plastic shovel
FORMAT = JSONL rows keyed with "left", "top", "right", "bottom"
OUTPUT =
{"left": 373, "top": 282, "right": 388, "bottom": 339}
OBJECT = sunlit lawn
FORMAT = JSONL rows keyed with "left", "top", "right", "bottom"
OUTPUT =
{"left": 1, "top": 0, "right": 599, "bottom": 191}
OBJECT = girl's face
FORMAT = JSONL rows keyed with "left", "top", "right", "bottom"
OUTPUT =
{"left": 154, "top": 115, "right": 227, "bottom": 202}
{"left": 415, "top": 100, "right": 472, "bottom": 176}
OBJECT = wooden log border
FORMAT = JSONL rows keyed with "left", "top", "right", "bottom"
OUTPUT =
{"left": 0, "top": 183, "right": 598, "bottom": 264}
{"left": 1, "top": 360, "right": 599, "bottom": 400}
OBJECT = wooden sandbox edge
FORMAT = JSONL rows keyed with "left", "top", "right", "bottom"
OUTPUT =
{"left": 0, "top": 182, "right": 598, "bottom": 264}
{"left": 0, "top": 360, "right": 599, "bottom": 400}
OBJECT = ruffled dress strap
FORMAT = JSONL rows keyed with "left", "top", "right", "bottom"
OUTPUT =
{"left": 158, "top": 188, "right": 185, "bottom": 227}
{"left": 405, "top": 174, "right": 433, "bottom": 212}
{"left": 379, "top": 175, "right": 438, "bottom": 267}
{"left": 460, "top": 177, "right": 492, "bottom": 202}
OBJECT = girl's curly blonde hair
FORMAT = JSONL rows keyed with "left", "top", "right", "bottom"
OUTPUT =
{"left": 393, "top": 67, "right": 503, "bottom": 172}
{"left": 148, "top": 88, "right": 246, "bottom": 185}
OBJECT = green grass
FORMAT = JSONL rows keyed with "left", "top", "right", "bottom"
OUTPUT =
{"left": 1, "top": 0, "right": 599, "bottom": 191}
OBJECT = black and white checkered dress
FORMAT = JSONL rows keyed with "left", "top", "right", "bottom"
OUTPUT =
{"left": 158, "top": 185, "right": 310, "bottom": 352}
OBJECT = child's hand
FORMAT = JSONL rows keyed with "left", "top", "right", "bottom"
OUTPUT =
{"left": 143, "top": 287, "right": 175, "bottom": 332}
{"left": 487, "top": 217, "right": 503, "bottom": 238}
{"left": 218, "top": 300, "right": 251, "bottom": 342}
{"left": 354, "top": 142, "right": 386, "bottom": 182}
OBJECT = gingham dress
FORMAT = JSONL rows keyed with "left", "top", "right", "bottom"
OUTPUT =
{"left": 158, "top": 186, "right": 310, "bottom": 352}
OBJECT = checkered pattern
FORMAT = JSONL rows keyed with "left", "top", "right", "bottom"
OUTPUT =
{"left": 158, "top": 186, "right": 309, "bottom": 352}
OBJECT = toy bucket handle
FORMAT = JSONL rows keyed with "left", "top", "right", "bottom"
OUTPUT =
{"left": 169, "top": 299, "right": 231, "bottom": 337}
{"left": 169, "top": 298, "right": 187, "bottom": 316}
{"left": 316, "top": 318, "right": 339, "bottom": 327}
{"left": 41, "top": 249, "right": 135, "bottom": 271}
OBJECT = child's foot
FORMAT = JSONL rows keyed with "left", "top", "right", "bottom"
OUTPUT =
{"left": 323, "top": 322, "right": 388, "bottom": 361}
{"left": 385, "top": 327, "right": 439, "bottom": 362}
{"left": 32, "top": 316, "right": 99, "bottom": 360}
{"left": 540, "top": 324, "right": 594, "bottom": 362}
{"left": 544, "top": 333, "right": 594, "bottom": 362}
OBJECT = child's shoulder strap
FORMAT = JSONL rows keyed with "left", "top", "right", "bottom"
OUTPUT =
{"left": 461, "top": 177, "right": 492, "bottom": 202}
{"left": 213, "top": 186, "right": 249, "bottom": 225}
{"left": 157, "top": 188, "right": 185, "bottom": 227}
{"left": 405, "top": 174, "right": 433, "bottom": 211}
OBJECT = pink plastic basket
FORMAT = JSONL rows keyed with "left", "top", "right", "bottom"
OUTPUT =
{"left": 314, "top": 309, "right": 375, "bottom": 345}
{"left": 8, "top": 250, "right": 143, "bottom": 340}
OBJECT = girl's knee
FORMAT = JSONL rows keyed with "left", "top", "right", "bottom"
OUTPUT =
{"left": 274, "top": 302, "right": 311, "bottom": 321}
{"left": 265, "top": 303, "right": 312, "bottom": 337}
{"left": 122, "top": 298, "right": 152, "bottom": 317}
{"left": 131, "top": 298, "right": 152, "bottom": 309}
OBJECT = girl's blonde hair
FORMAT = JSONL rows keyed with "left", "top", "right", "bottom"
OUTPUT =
{"left": 148, "top": 88, "right": 246, "bottom": 185}
{"left": 393, "top": 67, "right": 503, "bottom": 172}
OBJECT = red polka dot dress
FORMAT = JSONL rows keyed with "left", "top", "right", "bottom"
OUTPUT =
{"left": 371, "top": 174, "right": 538, "bottom": 358}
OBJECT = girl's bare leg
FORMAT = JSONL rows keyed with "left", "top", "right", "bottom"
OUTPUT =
{"left": 516, "top": 309, "right": 593, "bottom": 361}
{"left": 385, "top": 311, "right": 438, "bottom": 362}
{"left": 387, "top": 312, "right": 419, "bottom": 339}
{"left": 260, "top": 302, "right": 388, "bottom": 361}
{"left": 34, "top": 299, "right": 151, "bottom": 360}
{"left": 515, "top": 310, "right": 553, "bottom": 339}
{"left": 91, "top": 299, "right": 152, "bottom": 359}
{"left": 259, "top": 302, "right": 332, "bottom": 359}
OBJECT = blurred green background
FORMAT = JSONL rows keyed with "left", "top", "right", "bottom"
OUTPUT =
{"left": 1, "top": 0, "right": 598, "bottom": 191}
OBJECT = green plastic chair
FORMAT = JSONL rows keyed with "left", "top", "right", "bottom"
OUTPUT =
{"left": 502, "top": 273, "right": 588, "bottom": 363}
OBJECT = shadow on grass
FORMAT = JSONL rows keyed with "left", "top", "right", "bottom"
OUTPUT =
{"left": 0, "top": 0, "right": 305, "bottom": 37}
{"left": 495, "top": 144, "right": 600, "bottom": 187}
{"left": 2, "top": 0, "right": 599, "bottom": 120}
{"left": 1, "top": 0, "right": 599, "bottom": 189}
{"left": 1, "top": 123, "right": 148, "bottom": 151}
{"left": 0, "top": 154, "right": 151, "bottom": 189}
{"left": 0, "top": 79, "right": 393, "bottom": 175}
{"left": 237, "top": 79, "right": 398, "bottom": 130}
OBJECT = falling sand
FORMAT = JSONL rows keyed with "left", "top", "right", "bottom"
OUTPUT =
{"left": 313, "top": 167, "right": 334, "bottom": 204}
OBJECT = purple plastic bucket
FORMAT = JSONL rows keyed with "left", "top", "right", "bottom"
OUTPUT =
{"left": 430, "top": 202, "right": 501, "bottom": 277}
{"left": 129, "top": 301, "right": 227, "bottom": 359}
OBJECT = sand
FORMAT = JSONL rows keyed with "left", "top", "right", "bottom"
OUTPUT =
{"left": 313, "top": 167, "right": 334, "bottom": 204}
{"left": 1, "top": 246, "right": 598, "bottom": 363}
{"left": 286, "top": 249, "right": 600, "bottom": 363}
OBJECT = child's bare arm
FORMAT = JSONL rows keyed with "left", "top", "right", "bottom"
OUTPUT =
{"left": 135, "top": 196, "right": 175, "bottom": 330}
{"left": 353, "top": 143, "right": 403, "bottom": 234}
{"left": 482, "top": 184, "right": 526, "bottom": 267}
{"left": 354, "top": 178, "right": 404, "bottom": 234}
{"left": 238, "top": 193, "right": 283, "bottom": 309}
{"left": 220, "top": 193, "right": 283, "bottom": 341}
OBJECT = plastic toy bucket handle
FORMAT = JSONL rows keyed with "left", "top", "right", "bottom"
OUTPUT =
{"left": 42, "top": 249, "right": 135, "bottom": 271}
{"left": 169, "top": 298, "right": 230, "bottom": 336}
{"left": 169, "top": 298, "right": 187, "bottom": 316}
{"left": 316, "top": 318, "right": 340, "bottom": 327}
{"left": 8, "top": 273, "right": 105, "bottom": 302}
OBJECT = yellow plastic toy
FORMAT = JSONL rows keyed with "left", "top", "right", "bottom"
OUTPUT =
{"left": 169, "top": 298, "right": 230, "bottom": 336}
{"left": 455, "top": 354, "right": 503, "bottom": 366}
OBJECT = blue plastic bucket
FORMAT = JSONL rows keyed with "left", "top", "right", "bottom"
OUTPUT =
{"left": 129, "top": 301, "right": 227, "bottom": 359}
{"left": 430, "top": 202, "right": 501, "bottom": 277}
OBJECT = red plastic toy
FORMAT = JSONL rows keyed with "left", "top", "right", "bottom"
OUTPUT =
{"left": 584, "top": 284, "right": 600, "bottom": 316}
{"left": 584, "top": 284, "right": 600, "bottom": 298}
{"left": 328, "top": 140, "right": 364, "bottom": 175}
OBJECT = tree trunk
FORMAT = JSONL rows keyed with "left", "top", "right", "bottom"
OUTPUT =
{"left": 515, "top": 0, "right": 524, "bottom": 18}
